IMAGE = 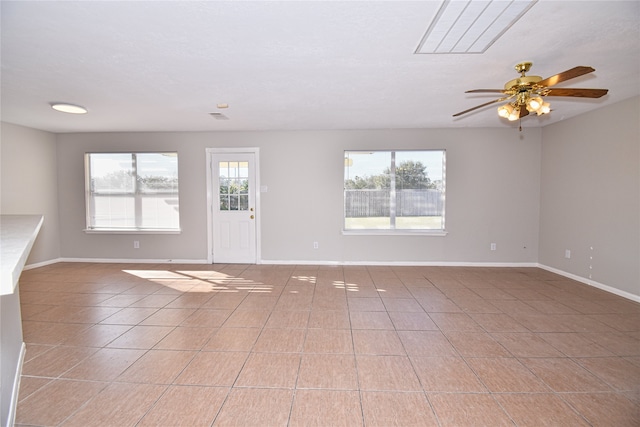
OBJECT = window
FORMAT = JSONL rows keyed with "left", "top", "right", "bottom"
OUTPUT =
{"left": 85, "top": 152, "right": 180, "bottom": 232}
{"left": 344, "top": 150, "right": 445, "bottom": 233}
{"left": 218, "top": 161, "right": 249, "bottom": 211}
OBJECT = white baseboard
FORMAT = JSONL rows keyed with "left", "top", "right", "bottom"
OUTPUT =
{"left": 29, "top": 258, "right": 539, "bottom": 268}
{"left": 260, "top": 259, "right": 539, "bottom": 268}
{"left": 23, "top": 257, "right": 62, "bottom": 270}
{"left": 26, "top": 258, "right": 209, "bottom": 269}
{"left": 537, "top": 264, "right": 640, "bottom": 303}
{"left": 6, "top": 342, "right": 26, "bottom": 427}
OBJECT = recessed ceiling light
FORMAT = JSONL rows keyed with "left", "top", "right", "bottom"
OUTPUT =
{"left": 416, "top": 0, "right": 537, "bottom": 54}
{"left": 217, "top": 103, "right": 229, "bottom": 109}
{"left": 50, "top": 103, "right": 88, "bottom": 114}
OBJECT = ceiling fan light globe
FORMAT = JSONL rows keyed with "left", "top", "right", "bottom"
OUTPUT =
{"left": 508, "top": 110, "right": 520, "bottom": 121}
{"left": 540, "top": 102, "right": 551, "bottom": 114}
{"left": 526, "top": 96, "right": 543, "bottom": 112}
{"left": 497, "top": 104, "right": 513, "bottom": 118}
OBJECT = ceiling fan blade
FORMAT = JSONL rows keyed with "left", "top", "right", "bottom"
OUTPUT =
{"left": 452, "top": 96, "right": 513, "bottom": 117}
{"left": 538, "top": 66, "right": 595, "bottom": 87}
{"left": 544, "top": 88, "right": 608, "bottom": 98}
{"left": 519, "top": 104, "right": 529, "bottom": 118}
{"left": 465, "top": 89, "right": 508, "bottom": 94}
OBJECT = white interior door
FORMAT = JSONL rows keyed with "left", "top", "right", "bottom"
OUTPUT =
{"left": 211, "top": 152, "right": 257, "bottom": 264}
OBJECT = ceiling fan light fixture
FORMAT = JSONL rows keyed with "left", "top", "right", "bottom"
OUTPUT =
{"left": 497, "top": 103, "right": 513, "bottom": 118}
{"left": 526, "top": 96, "right": 544, "bottom": 112}
{"left": 537, "top": 101, "right": 551, "bottom": 115}
{"left": 508, "top": 108, "right": 520, "bottom": 121}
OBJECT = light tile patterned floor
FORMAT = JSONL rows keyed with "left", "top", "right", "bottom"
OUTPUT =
{"left": 14, "top": 263, "right": 640, "bottom": 426}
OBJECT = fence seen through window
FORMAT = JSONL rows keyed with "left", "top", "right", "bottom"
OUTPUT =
{"left": 344, "top": 150, "right": 445, "bottom": 231}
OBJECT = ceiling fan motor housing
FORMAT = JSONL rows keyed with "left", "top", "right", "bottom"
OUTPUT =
{"left": 504, "top": 75, "right": 542, "bottom": 92}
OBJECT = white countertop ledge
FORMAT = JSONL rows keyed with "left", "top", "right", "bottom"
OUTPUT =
{"left": 1, "top": 215, "right": 44, "bottom": 295}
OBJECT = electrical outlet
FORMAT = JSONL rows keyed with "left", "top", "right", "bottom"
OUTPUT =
{"left": 490, "top": 243, "right": 496, "bottom": 251}
{"left": 134, "top": 240, "right": 140, "bottom": 249}
{"left": 313, "top": 241, "right": 319, "bottom": 249}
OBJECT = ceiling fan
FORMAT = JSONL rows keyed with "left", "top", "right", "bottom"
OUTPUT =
{"left": 453, "top": 62, "right": 608, "bottom": 124}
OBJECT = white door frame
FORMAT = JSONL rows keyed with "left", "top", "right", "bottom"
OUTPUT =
{"left": 206, "top": 147, "right": 261, "bottom": 264}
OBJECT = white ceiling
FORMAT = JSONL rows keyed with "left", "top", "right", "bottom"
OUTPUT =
{"left": 1, "top": 1, "right": 638, "bottom": 133}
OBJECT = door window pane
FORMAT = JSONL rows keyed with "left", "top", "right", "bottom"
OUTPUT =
{"left": 219, "top": 160, "right": 250, "bottom": 211}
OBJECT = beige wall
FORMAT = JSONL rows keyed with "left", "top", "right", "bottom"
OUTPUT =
{"left": 539, "top": 96, "right": 640, "bottom": 297}
{"left": 0, "top": 122, "right": 60, "bottom": 264}
{"left": 0, "top": 122, "right": 59, "bottom": 424}
{"left": 56, "top": 127, "right": 542, "bottom": 264}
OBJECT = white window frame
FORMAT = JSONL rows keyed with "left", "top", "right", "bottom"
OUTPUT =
{"left": 343, "top": 149, "right": 447, "bottom": 236}
{"left": 84, "top": 152, "right": 181, "bottom": 234}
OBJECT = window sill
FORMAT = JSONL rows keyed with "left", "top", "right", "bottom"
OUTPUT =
{"left": 342, "top": 229, "right": 448, "bottom": 236}
{"left": 84, "top": 229, "right": 181, "bottom": 235}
